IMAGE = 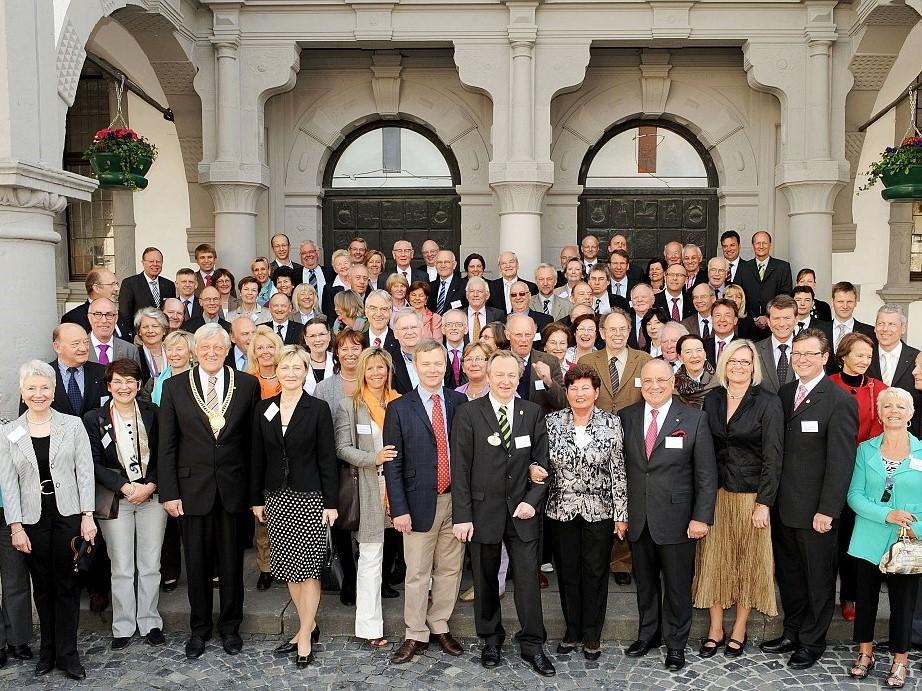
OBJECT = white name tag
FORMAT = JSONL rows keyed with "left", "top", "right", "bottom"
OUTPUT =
{"left": 634, "top": 377, "right": 642, "bottom": 388}
{"left": 356, "top": 424, "right": 372, "bottom": 435}
{"left": 514, "top": 435, "right": 531, "bottom": 449}
{"left": 534, "top": 380, "right": 546, "bottom": 390}
{"left": 450, "top": 300, "right": 462, "bottom": 309}
{"left": 264, "top": 402, "right": 279, "bottom": 421}
{"left": 7, "top": 427, "right": 25, "bottom": 443}
{"left": 100, "top": 395, "right": 110, "bottom": 405}
{"left": 533, "top": 332, "right": 542, "bottom": 342}
{"left": 101, "top": 432, "right": 112, "bottom": 448}
{"left": 909, "top": 458, "right": 922, "bottom": 472}
{"left": 665, "top": 436, "right": 683, "bottom": 449}
{"left": 801, "top": 420, "right": 819, "bottom": 433}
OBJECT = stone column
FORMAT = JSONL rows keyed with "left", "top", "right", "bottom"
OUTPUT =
{"left": 878, "top": 201, "right": 922, "bottom": 320}
{"left": 214, "top": 40, "right": 241, "bottom": 162}
{"left": 805, "top": 39, "right": 832, "bottom": 161}
{"left": 205, "top": 182, "right": 264, "bottom": 279}
{"left": 509, "top": 41, "right": 534, "bottom": 161}
{"left": 492, "top": 178, "right": 550, "bottom": 273}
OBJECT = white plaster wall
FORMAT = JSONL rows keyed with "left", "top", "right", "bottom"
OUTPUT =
{"left": 86, "top": 20, "right": 191, "bottom": 277}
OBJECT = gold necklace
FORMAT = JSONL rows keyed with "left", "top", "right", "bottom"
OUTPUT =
{"left": 259, "top": 372, "right": 278, "bottom": 381}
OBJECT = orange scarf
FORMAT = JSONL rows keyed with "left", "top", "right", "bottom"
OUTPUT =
{"left": 360, "top": 387, "right": 400, "bottom": 516}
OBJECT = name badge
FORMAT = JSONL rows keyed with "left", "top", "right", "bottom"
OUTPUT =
{"left": 101, "top": 432, "right": 112, "bottom": 448}
{"left": 100, "top": 395, "right": 110, "bottom": 405}
{"left": 801, "top": 420, "right": 819, "bottom": 433}
{"left": 514, "top": 435, "right": 531, "bottom": 449}
{"left": 634, "top": 377, "right": 642, "bottom": 388}
{"left": 6, "top": 427, "right": 25, "bottom": 443}
{"left": 264, "top": 402, "right": 279, "bottom": 421}
{"left": 909, "top": 458, "right": 922, "bottom": 472}
{"left": 450, "top": 300, "right": 462, "bottom": 309}
{"left": 356, "top": 424, "right": 372, "bottom": 435}
{"left": 665, "top": 436, "right": 683, "bottom": 449}
{"left": 533, "top": 333, "right": 542, "bottom": 342}
{"left": 534, "top": 380, "right": 546, "bottom": 390}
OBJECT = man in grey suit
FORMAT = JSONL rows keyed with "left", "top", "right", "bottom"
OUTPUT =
{"left": 450, "top": 350, "right": 554, "bottom": 677}
{"left": 754, "top": 294, "right": 797, "bottom": 394}
{"left": 86, "top": 298, "right": 141, "bottom": 366}
{"left": 530, "top": 264, "right": 571, "bottom": 321}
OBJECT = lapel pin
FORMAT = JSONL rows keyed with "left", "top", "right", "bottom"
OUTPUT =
{"left": 487, "top": 434, "right": 501, "bottom": 446}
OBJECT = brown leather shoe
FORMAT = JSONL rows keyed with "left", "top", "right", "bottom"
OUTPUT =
{"left": 390, "top": 639, "right": 428, "bottom": 664}
{"left": 432, "top": 632, "right": 463, "bottom": 656}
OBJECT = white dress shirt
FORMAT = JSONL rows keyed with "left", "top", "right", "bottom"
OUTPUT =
{"left": 664, "top": 291, "right": 685, "bottom": 318}
{"left": 643, "top": 398, "right": 673, "bottom": 440}
{"left": 489, "top": 393, "right": 515, "bottom": 426}
{"left": 198, "top": 366, "right": 225, "bottom": 401}
{"left": 271, "top": 320, "right": 290, "bottom": 341}
{"left": 592, "top": 292, "right": 612, "bottom": 315}
{"left": 467, "top": 307, "right": 487, "bottom": 340}
{"left": 771, "top": 334, "right": 794, "bottom": 367}
{"left": 879, "top": 342, "right": 903, "bottom": 386}
{"left": 795, "top": 315, "right": 812, "bottom": 334}
{"left": 796, "top": 371, "right": 825, "bottom": 399}
{"left": 91, "top": 333, "right": 116, "bottom": 361}
{"left": 832, "top": 317, "right": 855, "bottom": 350}
{"left": 402, "top": 351, "right": 420, "bottom": 388}
{"left": 426, "top": 265, "right": 438, "bottom": 282}
{"left": 369, "top": 327, "right": 390, "bottom": 348}
{"left": 610, "top": 278, "right": 628, "bottom": 299}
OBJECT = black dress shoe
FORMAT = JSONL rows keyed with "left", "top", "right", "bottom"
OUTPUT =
{"left": 296, "top": 652, "right": 314, "bottom": 668}
{"left": 614, "top": 572, "right": 632, "bottom": 586}
{"left": 698, "top": 634, "right": 725, "bottom": 658}
{"left": 312, "top": 625, "right": 320, "bottom": 644}
{"left": 222, "top": 633, "right": 243, "bottom": 655}
{"left": 34, "top": 658, "right": 54, "bottom": 676}
{"left": 381, "top": 583, "right": 399, "bottom": 599}
{"left": 521, "top": 651, "right": 556, "bottom": 677}
{"left": 256, "top": 572, "right": 274, "bottom": 591}
{"left": 111, "top": 636, "right": 132, "bottom": 650}
{"left": 760, "top": 636, "right": 798, "bottom": 654}
{"left": 389, "top": 566, "right": 406, "bottom": 586}
{"left": 8, "top": 643, "right": 32, "bottom": 660}
{"left": 145, "top": 628, "right": 166, "bottom": 646}
{"left": 625, "top": 637, "right": 662, "bottom": 657}
{"left": 787, "top": 647, "right": 820, "bottom": 670}
{"left": 665, "top": 648, "right": 686, "bottom": 671}
{"left": 0, "top": 650, "right": 6, "bottom": 668}
{"left": 274, "top": 641, "right": 297, "bottom": 655}
{"left": 185, "top": 636, "right": 207, "bottom": 659}
{"left": 161, "top": 580, "right": 178, "bottom": 593}
{"left": 62, "top": 663, "right": 87, "bottom": 680}
{"left": 481, "top": 644, "right": 501, "bottom": 668}
{"left": 340, "top": 589, "right": 356, "bottom": 606}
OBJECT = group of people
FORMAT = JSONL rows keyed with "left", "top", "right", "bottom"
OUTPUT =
{"left": 0, "top": 230, "right": 921, "bottom": 688}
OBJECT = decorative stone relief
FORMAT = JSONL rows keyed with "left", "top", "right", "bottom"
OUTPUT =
{"left": 152, "top": 61, "right": 198, "bottom": 95}
{"left": 651, "top": 2, "right": 694, "bottom": 41}
{"left": 640, "top": 53, "right": 672, "bottom": 118}
{"left": 354, "top": 7, "right": 394, "bottom": 41}
{"left": 491, "top": 181, "right": 551, "bottom": 215}
{"left": 179, "top": 137, "right": 204, "bottom": 180}
{"left": 849, "top": 54, "right": 897, "bottom": 90}
{"left": 866, "top": 4, "right": 921, "bottom": 25}
{"left": 844, "top": 131, "right": 866, "bottom": 175}
{"left": 370, "top": 52, "right": 402, "bottom": 119}
{"left": 206, "top": 182, "right": 264, "bottom": 214}
{"left": 0, "top": 187, "right": 68, "bottom": 214}
{"left": 56, "top": 21, "right": 85, "bottom": 107}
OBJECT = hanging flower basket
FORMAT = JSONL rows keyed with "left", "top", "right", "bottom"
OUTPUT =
{"left": 880, "top": 163, "right": 922, "bottom": 201}
{"left": 84, "top": 127, "right": 157, "bottom": 191}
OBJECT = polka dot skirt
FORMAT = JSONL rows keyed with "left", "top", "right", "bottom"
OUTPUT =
{"left": 264, "top": 489, "right": 326, "bottom": 583}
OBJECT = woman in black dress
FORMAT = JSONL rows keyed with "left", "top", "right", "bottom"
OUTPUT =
{"left": 251, "top": 346, "right": 338, "bottom": 668}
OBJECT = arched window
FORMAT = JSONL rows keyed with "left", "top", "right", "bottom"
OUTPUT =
{"left": 584, "top": 126, "right": 709, "bottom": 188}
{"left": 331, "top": 127, "right": 453, "bottom": 188}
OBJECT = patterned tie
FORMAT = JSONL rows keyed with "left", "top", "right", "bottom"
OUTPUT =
{"left": 206, "top": 375, "right": 218, "bottom": 410}
{"left": 614, "top": 282, "right": 622, "bottom": 297}
{"left": 728, "top": 263, "right": 734, "bottom": 283}
{"left": 645, "top": 408, "right": 659, "bottom": 459}
{"left": 717, "top": 339, "right": 726, "bottom": 360}
{"left": 373, "top": 336, "right": 382, "bottom": 348}
{"left": 205, "top": 274, "right": 212, "bottom": 287}
{"left": 308, "top": 269, "right": 317, "bottom": 289}
{"left": 543, "top": 299, "right": 550, "bottom": 315}
{"left": 758, "top": 263, "right": 766, "bottom": 280}
{"left": 794, "top": 382, "right": 808, "bottom": 410}
{"left": 98, "top": 343, "right": 110, "bottom": 365}
{"left": 671, "top": 297, "right": 680, "bottom": 321}
{"left": 431, "top": 394, "right": 450, "bottom": 493}
{"left": 66, "top": 367, "right": 83, "bottom": 414}
{"left": 594, "top": 298, "right": 601, "bottom": 315}
{"left": 701, "top": 318, "right": 710, "bottom": 339}
{"left": 276, "top": 324, "right": 284, "bottom": 339}
{"left": 451, "top": 349, "right": 461, "bottom": 386}
{"left": 776, "top": 343, "right": 789, "bottom": 384}
{"left": 183, "top": 299, "right": 191, "bottom": 318}
{"left": 498, "top": 404, "right": 511, "bottom": 450}
{"left": 835, "top": 323, "right": 847, "bottom": 350}
{"left": 637, "top": 321, "right": 646, "bottom": 349}
{"left": 437, "top": 280, "right": 447, "bottom": 314}
{"left": 150, "top": 280, "right": 160, "bottom": 307}
{"left": 609, "top": 356, "right": 620, "bottom": 393}
{"left": 472, "top": 311, "right": 482, "bottom": 341}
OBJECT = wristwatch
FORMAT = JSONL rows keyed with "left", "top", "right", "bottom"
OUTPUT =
{"left": 82, "top": 512, "right": 93, "bottom": 518}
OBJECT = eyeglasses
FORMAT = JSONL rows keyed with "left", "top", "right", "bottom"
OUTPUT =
{"left": 443, "top": 321, "right": 465, "bottom": 328}
{"left": 89, "top": 312, "right": 118, "bottom": 320}
{"left": 95, "top": 281, "right": 120, "bottom": 288}
{"left": 641, "top": 377, "right": 673, "bottom": 385}
{"left": 509, "top": 292, "right": 530, "bottom": 298}
{"left": 463, "top": 357, "right": 487, "bottom": 364}
{"left": 726, "top": 359, "right": 752, "bottom": 367}
{"left": 791, "top": 351, "right": 823, "bottom": 359}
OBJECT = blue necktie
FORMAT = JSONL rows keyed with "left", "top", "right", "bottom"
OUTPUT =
{"left": 66, "top": 366, "right": 83, "bottom": 414}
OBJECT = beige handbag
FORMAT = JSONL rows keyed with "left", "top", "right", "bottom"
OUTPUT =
{"left": 879, "top": 525, "right": 922, "bottom": 575}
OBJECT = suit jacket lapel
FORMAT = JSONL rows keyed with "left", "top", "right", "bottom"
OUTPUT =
{"left": 408, "top": 390, "right": 435, "bottom": 438}
{"left": 48, "top": 412, "right": 65, "bottom": 464}
{"left": 791, "top": 378, "right": 826, "bottom": 418}
{"left": 893, "top": 344, "right": 914, "bottom": 385}
{"left": 651, "top": 402, "right": 683, "bottom": 457}
{"left": 477, "top": 397, "right": 501, "bottom": 437}
{"left": 11, "top": 416, "right": 38, "bottom": 473}
{"left": 596, "top": 352, "right": 614, "bottom": 398}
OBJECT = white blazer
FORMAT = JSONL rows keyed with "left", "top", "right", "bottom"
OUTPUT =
{"left": 303, "top": 352, "right": 336, "bottom": 395}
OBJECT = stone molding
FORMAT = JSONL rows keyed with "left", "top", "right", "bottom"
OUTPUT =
{"left": 205, "top": 181, "right": 265, "bottom": 215}
{"left": 0, "top": 160, "right": 96, "bottom": 205}
{"left": 56, "top": 21, "right": 85, "bottom": 107}
{"left": 370, "top": 52, "right": 402, "bottom": 118}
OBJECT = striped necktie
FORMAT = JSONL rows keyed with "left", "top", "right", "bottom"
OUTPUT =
{"left": 498, "top": 404, "right": 511, "bottom": 450}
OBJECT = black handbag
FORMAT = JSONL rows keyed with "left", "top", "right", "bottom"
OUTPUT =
{"left": 320, "top": 528, "right": 343, "bottom": 592}
{"left": 70, "top": 537, "right": 94, "bottom": 575}
{"left": 94, "top": 483, "right": 119, "bottom": 520}
{"left": 335, "top": 400, "right": 362, "bottom": 532}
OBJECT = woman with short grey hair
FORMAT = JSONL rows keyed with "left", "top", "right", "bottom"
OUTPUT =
{"left": 0, "top": 360, "right": 96, "bottom": 680}
{"left": 134, "top": 307, "right": 169, "bottom": 384}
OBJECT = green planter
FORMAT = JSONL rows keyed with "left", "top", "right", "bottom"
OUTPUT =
{"left": 88, "top": 152, "right": 153, "bottom": 190}
{"left": 881, "top": 165, "right": 922, "bottom": 201}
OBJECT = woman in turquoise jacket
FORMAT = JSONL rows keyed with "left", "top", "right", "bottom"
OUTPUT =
{"left": 846, "top": 387, "right": 922, "bottom": 688}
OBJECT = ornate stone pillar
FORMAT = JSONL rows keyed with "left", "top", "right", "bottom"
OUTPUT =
{"left": 205, "top": 182, "right": 263, "bottom": 278}
{"left": 878, "top": 201, "right": 922, "bottom": 320}
{"left": 214, "top": 39, "right": 241, "bottom": 163}
{"left": 805, "top": 38, "right": 832, "bottom": 161}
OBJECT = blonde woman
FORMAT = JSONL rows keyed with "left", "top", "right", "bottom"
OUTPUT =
{"left": 385, "top": 273, "right": 410, "bottom": 312}
{"left": 366, "top": 250, "right": 387, "bottom": 291}
{"left": 329, "top": 249, "right": 352, "bottom": 291}
{"left": 332, "top": 290, "right": 367, "bottom": 334}
{"left": 252, "top": 257, "right": 275, "bottom": 307}
{"left": 723, "top": 283, "right": 757, "bottom": 340}
{"left": 333, "top": 347, "right": 400, "bottom": 649}
{"left": 293, "top": 283, "right": 320, "bottom": 324}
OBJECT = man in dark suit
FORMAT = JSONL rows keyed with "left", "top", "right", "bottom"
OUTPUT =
{"left": 606, "top": 250, "right": 636, "bottom": 307}
{"left": 392, "top": 239, "right": 428, "bottom": 285}
{"left": 791, "top": 286, "right": 830, "bottom": 336}
{"left": 295, "top": 240, "right": 335, "bottom": 306}
{"left": 681, "top": 283, "right": 717, "bottom": 338}
{"left": 384, "top": 341, "right": 468, "bottom": 664}
{"left": 654, "top": 265, "right": 694, "bottom": 320}
{"left": 795, "top": 269, "right": 832, "bottom": 321}
{"left": 226, "top": 317, "right": 255, "bottom": 371}
{"left": 702, "top": 299, "right": 739, "bottom": 367}
{"left": 441, "top": 310, "right": 468, "bottom": 389}
{"left": 184, "top": 287, "right": 232, "bottom": 334}
{"left": 269, "top": 233, "right": 303, "bottom": 275}
{"left": 390, "top": 309, "right": 424, "bottom": 395}
{"left": 193, "top": 243, "right": 218, "bottom": 296}
{"left": 39, "top": 324, "right": 107, "bottom": 418}
{"left": 506, "top": 313, "right": 566, "bottom": 416}
{"left": 608, "top": 234, "right": 647, "bottom": 285}
{"left": 760, "top": 328, "right": 857, "bottom": 670}
{"left": 681, "top": 244, "right": 708, "bottom": 291}
{"left": 735, "top": 231, "right": 793, "bottom": 329}
{"left": 464, "top": 278, "right": 506, "bottom": 342}
{"left": 488, "top": 252, "right": 538, "bottom": 313}
{"left": 580, "top": 234, "right": 602, "bottom": 275}
{"left": 818, "top": 281, "right": 877, "bottom": 375}
{"left": 119, "top": 247, "right": 176, "bottom": 319}
{"left": 427, "top": 250, "right": 467, "bottom": 315}
{"left": 866, "top": 304, "right": 922, "bottom": 434}
{"left": 628, "top": 283, "right": 656, "bottom": 350}
{"left": 588, "top": 266, "right": 629, "bottom": 316}
{"left": 618, "top": 359, "right": 717, "bottom": 672}
{"left": 450, "top": 349, "right": 554, "bottom": 677}
{"left": 175, "top": 268, "right": 203, "bottom": 323}
{"left": 506, "top": 282, "right": 552, "bottom": 347}
{"left": 63, "top": 267, "right": 134, "bottom": 341}
{"left": 259, "top": 293, "right": 304, "bottom": 346}
{"left": 158, "top": 323, "right": 260, "bottom": 660}
{"left": 754, "top": 295, "right": 798, "bottom": 394}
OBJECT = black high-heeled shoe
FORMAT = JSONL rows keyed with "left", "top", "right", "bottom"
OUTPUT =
{"left": 296, "top": 651, "right": 315, "bottom": 668}
{"left": 312, "top": 625, "right": 320, "bottom": 644}
{"left": 276, "top": 626, "right": 319, "bottom": 654}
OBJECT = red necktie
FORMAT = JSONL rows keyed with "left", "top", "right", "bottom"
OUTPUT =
{"left": 645, "top": 408, "right": 659, "bottom": 459}
{"left": 451, "top": 349, "right": 461, "bottom": 385}
{"left": 205, "top": 274, "right": 212, "bottom": 287}
{"left": 671, "top": 297, "right": 680, "bottom": 321}
{"left": 374, "top": 337, "right": 382, "bottom": 348}
{"left": 431, "top": 394, "right": 450, "bottom": 492}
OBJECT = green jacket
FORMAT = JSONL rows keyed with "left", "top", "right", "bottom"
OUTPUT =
{"left": 847, "top": 433, "right": 922, "bottom": 565}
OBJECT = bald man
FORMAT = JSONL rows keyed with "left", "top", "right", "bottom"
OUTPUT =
{"left": 487, "top": 252, "right": 538, "bottom": 314}
{"left": 86, "top": 298, "right": 141, "bottom": 365}
{"left": 62, "top": 267, "right": 134, "bottom": 341}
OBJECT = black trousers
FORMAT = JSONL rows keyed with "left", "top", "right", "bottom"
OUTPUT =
{"left": 854, "top": 558, "right": 920, "bottom": 653}
{"left": 24, "top": 495, "right": 81, "bottom": 667}
{"left": 837, "top": 506, "right": 857, "bottom": 602}
{"left": 775, "top": 522, "right": 838, "bottom": 654}
{"left": 160, "top": 515, "right": 182, "bottom": 583}
{"left": 630, "top": 525, "right": 696, "bottom": 650}
{"left": 331, "top": 527, "right": 357, "bottom": 596}
{"left": 469, "top": 517, "right": 546, "bottom": 654}
{"left": 180, "top": 496, "right": 244, "bottom": 638}
{"left": 548, "top": 516, "right": 613, "bottom": 642}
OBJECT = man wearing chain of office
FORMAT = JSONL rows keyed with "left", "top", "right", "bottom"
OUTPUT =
{"left": 157, "top": 323, "right": 260, "bottom": 660}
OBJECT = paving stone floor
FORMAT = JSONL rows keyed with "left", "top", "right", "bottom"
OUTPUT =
{"left": 1, "top": 632, "right": 920, "bottom": 690}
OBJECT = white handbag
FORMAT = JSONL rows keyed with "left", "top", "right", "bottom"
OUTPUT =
{"left": 879, "top": 525, "right": 922, "bottom": 575}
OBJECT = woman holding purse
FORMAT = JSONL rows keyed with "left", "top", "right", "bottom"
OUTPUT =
{"left": 846, "top": 387, "right": 922, "bottom": 688}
